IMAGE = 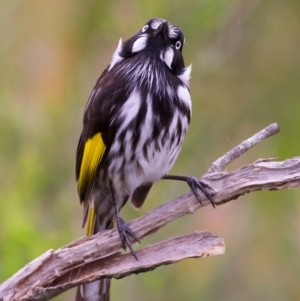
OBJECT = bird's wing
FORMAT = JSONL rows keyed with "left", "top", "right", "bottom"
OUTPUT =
{"left": 76, "top": 69, "right": 126, "bottom": 228}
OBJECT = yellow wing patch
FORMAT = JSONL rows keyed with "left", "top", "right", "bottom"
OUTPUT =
{"left": 77, "top": 133, "right": 106, "bottom": 200}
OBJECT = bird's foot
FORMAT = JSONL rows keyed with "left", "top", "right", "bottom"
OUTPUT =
{"left": 162, "top": 174, "right": 216, "bottom": 207}
{"left": 116, "top": 216, "right": 140, "bottom": 260}
{"left": 185, "top": 176, "right": 215, "bottom": 208}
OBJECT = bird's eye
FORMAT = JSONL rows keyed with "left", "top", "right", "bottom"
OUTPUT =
{"left": 142, "top": 25, "right": 149, "bottom": 32}
{"left": 175, "top": 41, "right": 181, "bottom": 50}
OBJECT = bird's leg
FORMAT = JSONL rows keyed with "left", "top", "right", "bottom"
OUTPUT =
{"left": 162, "top": 174, "right": 216, "bottom": 208}
{"left": 110, "top": 183, "right": 140, "bottom": 260}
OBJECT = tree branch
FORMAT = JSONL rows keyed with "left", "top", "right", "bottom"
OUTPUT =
{"left": 0, "top": 231, "right": 224, "bottom": 301}
{"left": 1, "top": 123, "right": 300, "bottom": 301}
{"left": 205, "top": 122, "right": 279, "bottom": 174}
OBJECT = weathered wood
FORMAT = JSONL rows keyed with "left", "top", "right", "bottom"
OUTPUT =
{"left": 2, "top": 123, "right": 300, "bottom": 301}
{"left": 0, "top": 232, "right": 224, "bottom": 301}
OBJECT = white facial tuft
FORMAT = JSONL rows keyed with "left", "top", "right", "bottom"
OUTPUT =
{"left": 160, "top": 47, "right": 174, "bottom": 69}
{"left": 168, "top": 25, "right": 179, "bottom": 39}
{"left": 108, "top": 38, "right": 123, "bottom": 71}
{"left": 151, "top": 19, "right": 163, "bottom": 30}
{"left": 150, "top": 18, "right": 179, "bottom": 39}
{"left": 177, "top": 64, "right": 192, "bottom": 87}
{"left": 132, "top": 35, "right": 147, "bottom": 53}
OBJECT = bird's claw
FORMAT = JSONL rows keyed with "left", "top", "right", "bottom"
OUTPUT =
{"left": 186, "top": 176, "right": 216, "bottom": 208}
{"left": 117, "top": 216, "right": 140, "bottom": 260}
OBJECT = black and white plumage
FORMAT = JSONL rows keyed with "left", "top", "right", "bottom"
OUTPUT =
{"left": 75, "top": 18, "right": 213, "bottom": 301}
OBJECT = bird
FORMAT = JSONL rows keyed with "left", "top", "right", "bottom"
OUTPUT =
{"left": 75, "top": 17, "right": 214, "bottom": 301}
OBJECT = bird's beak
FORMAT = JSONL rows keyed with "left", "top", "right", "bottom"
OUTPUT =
{"left": 156, "top": 20, "right": 169, "bottom": 42}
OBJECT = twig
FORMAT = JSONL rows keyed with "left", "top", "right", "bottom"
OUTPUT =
{"left": 204, "top": 123, "right": 280, "bottom": 175}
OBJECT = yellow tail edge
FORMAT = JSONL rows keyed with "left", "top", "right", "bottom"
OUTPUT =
{"left": 86, "top": 206, "right": 95, "bottom": 236}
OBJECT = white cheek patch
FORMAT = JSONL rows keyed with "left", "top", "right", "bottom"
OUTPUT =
{"left": 177, "top": 64, "right": 192, "bottom": 87}
{"left": 160, "top": 47, "right": 174, "bottom": 69}
{"left": 108, "top": 38, "right": 123, "bottom": 71}
{"left": 177, "top": 85, "right": 192, "bottom": 110}
{"left": 132, "top": 35, "right": 147, "bottom": 53}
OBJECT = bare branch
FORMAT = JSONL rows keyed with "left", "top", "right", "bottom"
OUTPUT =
{"left": 205, "top": 123, "right": 280, "bottom": 174}
{"left": 1, "top": 123, "right": 300, "bottom": 301}
{"left": 0, "top": 232, "right": 224, "bottom": 301}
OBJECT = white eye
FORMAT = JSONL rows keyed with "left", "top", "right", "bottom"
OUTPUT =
{"left": 175, "top": 41, "right": 181, "bottom": 50}
{"left": 142, "top": 25, "right": 149, "bottom": 32}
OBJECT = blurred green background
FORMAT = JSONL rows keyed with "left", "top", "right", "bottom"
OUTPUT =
{"left": 1, "top": 0, "right": 300, "bottom": 300}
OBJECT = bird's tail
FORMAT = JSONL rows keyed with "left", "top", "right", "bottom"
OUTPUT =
{"left": 75, "top": 205, "right": 112, "bottom": 301}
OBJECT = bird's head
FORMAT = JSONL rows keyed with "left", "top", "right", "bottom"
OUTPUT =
{"left": 109, "top": 18, "right": 188, "bottom": 80}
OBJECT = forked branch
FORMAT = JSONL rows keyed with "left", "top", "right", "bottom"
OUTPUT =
{"left": 1, "top": 123, "right": 300, "bottom": 301}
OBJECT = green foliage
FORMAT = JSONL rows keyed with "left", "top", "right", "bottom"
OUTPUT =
{"left": 1, "top": 1, "right": 300, "bottom": 300}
